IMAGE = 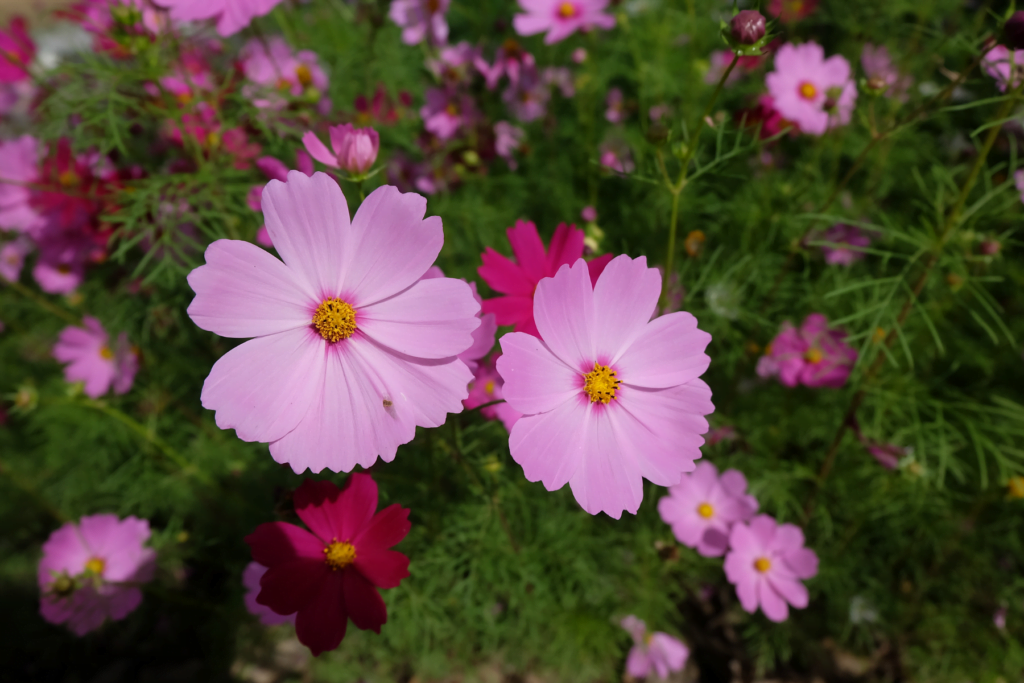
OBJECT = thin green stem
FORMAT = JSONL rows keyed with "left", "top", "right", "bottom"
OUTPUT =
{"left": 5, "top": 280, "right": 80, "bottom": 325}
{"left": 679, "top": 53, "right": 739, "bottom": 176}
{"left": 662, "top": 190, "right": 682, "bottom": 307}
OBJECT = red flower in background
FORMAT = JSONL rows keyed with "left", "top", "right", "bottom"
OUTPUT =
{"left": 0, "top": 17, "right": 35, "bottom": 83}
{"left": 245, "top": 475, "right": 411, "bottom": 656}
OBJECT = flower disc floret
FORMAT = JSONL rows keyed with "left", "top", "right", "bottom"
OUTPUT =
{"left": 313, "top": 298, "right": 357, "bottom": 342}
{"left": 583, "top": 362, "right": 619, "bottom": 403}
{"left": 323, "top": 540, "right": 357, "bottom": 570}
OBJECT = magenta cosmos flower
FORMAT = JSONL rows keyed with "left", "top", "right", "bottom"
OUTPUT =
{"left": 155, "top": 0, "right": 283, "bottom": 36}
{"left": 465, "top": 356, "right": 522, "bottom": 432}
{"left": 389, "top": 0, "right": 449, "bottom": 46}
{"left": 724, "top": 515, "right": 818, "bottom": 622}
{"left": 497, "top": 256, "right": 714, "bottom": 518}
{"left": 513, "top": 0, "right": 616, "bottom": 45}
{"left": 479, "top": 219, "right": 611, "bottom": 337}
{"left": 243, "top": 562, "right": 295, "bottom": 626}
{"left": 760, "top": 313, "right": 856, "bottom": 388}
{"left": 38, "top": 514, "right": 156, "bottom": 635}
{"left": 657, "top": 461, "right": 758, "bottom": 557}
{"left": 245, "top": 475, "right": 411, "bottom": 656}
{"left": 766, "top": 42, "right": 857, "bottom": 136}
{"left": 53, "top": 317, "right": 139, "bottom": 399}
{"left": 621, "top": 615, "right": 689, "bottom": 680}
{"left": 187, "top": 172, "right": 479, "bottom": 474}
{"left": 303, "top": 124, "right": 380, "bottom": 176}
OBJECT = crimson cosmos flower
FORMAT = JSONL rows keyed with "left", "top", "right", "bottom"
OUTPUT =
{"left": 245, "top": 474, "right": 411, "bottom": 655}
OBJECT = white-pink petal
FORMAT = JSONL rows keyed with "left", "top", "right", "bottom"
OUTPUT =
{"left": 497, "top": 332, "right": 581, "bottom": 415}
{"left": 568, "top": 406, "right": 644, "bottom": 518}
{"left": 509, "top": 397, "right": 588, "bottom": 492}
{"left": 533, "top": 259, "right": 595, "bottom": 369}
{"left": 615, "top": 311, "right": 711, "bottom": 388}
{"left": 591, "top": 255, "right": 660, "bottom": 363}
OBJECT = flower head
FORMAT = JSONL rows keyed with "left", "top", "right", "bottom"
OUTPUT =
{"left": 38, "top": 514, "right": 156, "bottom": 635}
{"left": 766, "top": 42, "right": 857, "bottom": 136}
{"left": 497, "top": 256, "right": 714, "bottom": 518}
{"left": 605, "top": 87, "right": 626, "bottom": 124}
{"left": 154, "top": 0, "right": 284, "bottom": 36}
{"left": 475, "top": 38, "right": 536, "bottom": 90}
{"left": 478, "top": 219, "right": 611, "bottom": 337}
{"left": 0, "top": 17, "right": 35, "bottom": 83}
{"left": 982, "top": 45, "right": 1024, "bottom": 92}
{"left": 241, "top": 37, "right": 329, "bottom": 110}
{"left": 0, "top": 135, "right": 43, "bottom": 234}
{"left": 599, "top": 140, "right": 634, "bottom": 174}
{"left": 303, "top": 124, "right": 380, "bottom": 175}
{"left": 0, "top": 237, "right": 31, "bottom": 282}
{"left": 243, "top": 562, "right": 295, "bottom": 626}
{"left": 421, "top": 88, "right": 478, "bottom": 140}
{"left": 501, "top": 65, "right": 550, "bottom": 122}
{"left": 860, "top": 44, "right": 911, "bottom": 101}
{"left": 187, "top": 172, "right": 480, "bottom": 473}
{"left": 494, "top": 121, "right": 526, "bottom": 170}
{"left": 513, "top": 0, "right": 616, "bottom": 45}
{"left": 620, "top": 615, "right": 689, "bottom": 680}
{"left": 388, "top": 0, "right": 450, "bottom": 46}
{"left": 245, "top": 475, "right": 411, "bottom": 655}
{"left": 53, "top": 317, "right": 139, "bottom": 398}
{"left": 761, "top": 313, "right": 857, "bottom": 388}
{"left": 815, "top": 223, "right": 872, "bottom": 266}
{"left": 658, "top": 461, "right": 758, "bottom": 557}
{"left": 724, "top": 515, "right": 818, "bottom": 622}
{"left": 465, "top": 356, "right": 522, "bottom": 431}
{"left": 730, "top": 10, "right": 766, "bottom": 45}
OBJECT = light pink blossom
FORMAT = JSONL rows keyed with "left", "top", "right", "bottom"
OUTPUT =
{"left": 153, "top": 0, "right": 283, "bottom": 37}
{"left": 513, "top": 0, "right": 616, "bottom": 45}
{"left": 186, "top": 172, "right": 480, "bottom": 473}
{"left": 38, "top": 514, "right": 156, "bottom": 635}
{"left": 240, "top": 36, "right": 329, "bottom": 110}
{"left": 982, "top": 45, "right": 1024, "bottom": 92}
{"left": 497, "top": 256, "right": 714, "bottom": 518}
{"left": 543, "top": 66, "right": 575, "bottom": 98}
{"left": 766, "top": 42, "right": 857, "bottom": 136}
{"left": 604, "top": 87, "right": 625, "bottom": 123}
{"left": 303, "top": 124, "right": 380, "bottom": 175}
{"left": 0, "top": 237, "right": 31, "bottom": 282}
{"left": 761, "top": 313, "right": 857, "bottom": 388}
{"left": 494, "top": 121, "right": 526, "bottom": 170}
{"left": 421, "top": 88, "right": 477, "bottom": 140}
{"left": 242, "top": 562, "right": 295, "bottom": 626}
{"left": 724, "top": 515, "right": 818, "bottom": 622}
{"left": 53, "top": 317, "right": 139, "bottom": 398}
{"left": 621, "top": 615, "right": 689, "bottom": 680}
{"left": 860, "top": 44, "right": 911, "bottom": 101}
{"left": 428, "top": 41, "right": 480, "bottom": 85}
{"left": 816, "top": 223, "right": 872, "bottom": 266}
{"left": 248, "top": 151, "right": 313, "bottom": 247}
{"left": 388, "top": 0, "right": 449, "bottom": 46}
{"left": 658, "top": 461, "right": 758, "bottom": 557}
{"left": 502, "top": 65, "right": 550, "bottom": 122}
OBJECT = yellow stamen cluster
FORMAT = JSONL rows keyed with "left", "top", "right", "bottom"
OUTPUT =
{"left": 798, "top": 81, "right": 818, "bottom": 100}
{"left": 804, "top": 347, "right": 824, "bottom": 364}
{"left": 295, "top": 64, "right": 313, "bottom": 87}
{"left": 557, "top": 2, "right": 577, "bottom": 18}
{"left": 313, "top": 298, "right": 357, "bottom": 342}
{"left": 85, "top": 557, "right": 106, "bottom": 575}
{"left": 583, "top": 362, "right": 620, "bottom": 404}
{"left": 697, "top": 503, "right": 714, "bottom": 519}
{"left": 99, "top": 346, "right": 114, "bottom": 360}
{"left": 484, "top": 380, "right": 496, "bottom": 396}
{"left": 323, "top": 540, "right": 357, "bottom": 570}
{"left": 754, "top": 557, "right": 771, "bottom": 573}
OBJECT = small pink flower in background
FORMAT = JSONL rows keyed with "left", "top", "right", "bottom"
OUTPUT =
{"left": 620, "top": 615, "right": 689, "bottom": 680}
{"left": 766, "top": 42, "right": 857, "bottom": 136}
{"left": 605, "top": 87, "right": 626, "bottom": 124}
{"left": 768, "top": 0, "right": 818, "bottom": 22}
{"left": 465, "top": 356, "right": 522, "bottom": 431}
{"left": 33, "top": 243, "right": 88, "bottom": 294}
{"left": 476, "top": 39, "right": 537, "bottom": 90}
{"left": 497, "top": 256, "right": 714, "bottom": 518}
{"left": 478, "top": 220, "right": 612, "bottom": 337}
{"left": 222, "top": 128, "right": 262, "bottom": 170}
{"left": 240, "top": 37, "right": 329, "bottom": 110}
{"left": 154, "top": 0, "right": 283, "bottom": 37}
{"left": 0, "top": 237, "right": 32, "bottom": 282}
{"left": 863, "top": 441, "right": 904, "bottom": 470}
{"left": 389, "top": 0, "right": 450, "bottom": 46}
{"left": 68, "top": 0, "right": 170, "bottom": 48}
{"left": 983, "top": 46, "right": 1024, "bottom": 92}
{"left": 0, "top": 17, "right": 35, "bottom": 83}
{"left": 658, "top": 461, "right": 758, "bottom": 557}
{"left": 761, "top": 313, "right": 857, "bottom": 388}
{"left": 146, "top": 48, "right": 216, "bottom": 105}
{"left": 572, "top": 47, "right": 587, "bottom": 64}
{"left": 861, "top": 44, "right": 911, "bottom": 101}
{"left": 543, "top": 66, "right": 575, "bottom": 98}
{"left": 421, "top": 88, "right": 477, "bottom": 140}
{"left": 581, "top": 206, "right": 597, "bottom": 222}
{"left": 54, "top": 317, "right": 139, "bottom": 398}
{"left": 355, "top": 84, "right": 412, "bottom": 127}
{"left": 494, "top": 121, "right": 526, "bottom": 170}
{"left": 0, "top": 135, "right": 43, "bottom": 234}
{"left": 816, "top": 223, "right": 872, "bottom": 266}
{"left": 303, "top": 124, "right": 380, "bottom": 175}
{"left": 186, "top": 172, "right": 480, "bottom": 473}
{"left": 746, "top": 94, "right": 794, "bottom": 139}
{"left": 513, "top": 0, "right": 616, "bottom": 45}
{"left": 705, "top": 425, "right": 738, "bottom": 446}
{"left": 243, "top": 562, "right": 295, "bottom": 626}
{"left": 995, "top": 606, "right": 1008, "bottom": 630}
{"left": 724, "top": 515, "right": 818, "bottom": 622}
{"left": 38, "top": 514, "right": 156, "bottom": 636}
{"left": 502, "top": 65, "right": 550, "bottom": 122}
{"left": 599, "top": 141, "right": 634, "bottom": 174}
{"left": 649, "top": 104, "right": 670, "bottom": 122}
{"left": 428, "top": 41, "right": 480, "bottom": 85}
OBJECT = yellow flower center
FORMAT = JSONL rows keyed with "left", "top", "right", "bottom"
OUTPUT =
{"left": 804, "top": 347, "right": 823, "bottom": 364}
{"left": 426, "top": 0, "right": 441, "bottom": 11}
{"left": 58, "top": 170, "right": 79, "bottom": 187}
{"left": 99, "top": 345, "right": 114, "bottom": 360}
{"left": 754, "top": 557, "right": 771, "bottom": 573}
{"left": 1009, "top": 476, "right": 1024, "bottom": 499}
{"left": 313, "top": 298, "right": 357, "bottom": 342}
{"left": 445, "top": 103, "right": 459, "bottom": 116}
{"left": 872, "top": 327, "right": 886, "bottom": 343}
{"left": 484, "top": 380, "right": 496, "bottom": 395}
{"left": 295, "top": 64, "right": 313, "bottom": 87}
{"left": 583, "top": 362, "right": 620, "bottom": 404}
{"left": 799, "top": 82, "right": 818, "bottom": 100}
{"left": 697, "top": 502, "right": 714, "bottom": 519}
{"left": 323, "top": 540, "right": 356, "bottom": 570}
{"left": 558, "top": 2, "right": 577, "bottom": 17}
{"left": 85, "top": 557, "right": 106, "bottom": 575}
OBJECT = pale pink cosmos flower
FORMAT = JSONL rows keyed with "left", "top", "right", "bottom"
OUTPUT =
{"left": 766, "top": 42, "right": 857, "bottom": 136}
{"left": 421, "top": 88, "right": 477, "bottom": 140}
{"left": 620, "top": 615, "right": 689, "bottom": 680}
{"left": 389, "top": 0, "right": 450, "bottom": 46}
{"left": 0, "top": 135, "right": 43, "bottom": 234}
{"left": 580, "top": 206, "right": 597, "bottom": 222}
{"left": 572, "top": 47, "right": 587, "bottom": 64}
{"left": 242, "top": 562, "right": 295, "bottom": 626}
{"left": 761, "top": 313, "right": 857, "bottom": 388}
{"left": 494, "top": 121, "right": 526, "bottom": 170}
{"left": 153, "top": 0, "right": 283, "bottom": 37}
{"left": 816, "top": 223, "right": 872, "bottom": 266}
{"left": 983, "top": 45, "right": 1024, "bottom": 92}
{"left": 240, "top": 37, "right": 329, "bottom": 110}
{"left": 465, "top": 356, "right": 522, "bottom": 432}
{"left": 186, "top": 172, "right": 480, "bottom": 474}
{"left": 0, "top": 237, "right": 31, "bottom": 282}
{"left": 658, "top": 461, "right": 758, "bottom": 557}
{"left": 38, "top": 514, "right": 156, "bottom": 635}
{"left": 513, "top": 0, "right": 616, "bottom": 45}
{"left": 543, "top": 66, "right": 575, "bottom": 98}
{"left": 497, "top": 256, "right": 714, "bottom": 518}
{"left": 860, "top": 44, "right": 911, "bottom": 101}
{"left": 724, "top": 514, "right": 818, "bottom": 622}
{"left": 303, "top": 124, "right": 380, "bottom": 175}
{"left": 53, "top": 317, "right": 139, "bottom": 398}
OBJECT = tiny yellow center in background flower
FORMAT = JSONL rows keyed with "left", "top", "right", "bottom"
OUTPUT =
{"left": 804, "top": 347, "right": 823, "bottom": 364}
{"left": 798, "top": 81, "right": 817, "bottom": 100}
{"left": 323, "top": 540, "right": 357, "bottom": 570}
{"left": 99, "top": 346, "right": 114, "bottom": 360}
{"left": 1008, "top": 476, "right": 1024, "bottom": 499}
{"left": 484, "top": 380, "right": 496, "bottom": 395}
{"left": 583, "top": 362, "right": 620, "bottom": 404}
{"left": 697, "top": 503, "right": 714, "bottom": 519}
{"left": 58, "top": 170, "right": 79, "bottom": 187}
{"left": 754, "top": 557, "right": 771, "bottom": 573}
{"left": 85, "top": 557, "right": 106, "bottom": 575}
{"left": 295, "top": 64, "right": 313, "bottom": 87}
{"left": 558, "top": 2, "right": 577, "bottom": 18}
{"left": 313, "top": 298, "right": 357, "bottom": 342}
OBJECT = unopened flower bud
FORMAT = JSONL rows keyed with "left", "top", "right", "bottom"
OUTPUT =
{"left": 730, "top": 10, "right": 766, "bottom": 46}
{"left": 1006, "top": 11, "right": 1024, "bottom": 51}
{"left": 304, "top": 124, "right": 380, "bottom": 177}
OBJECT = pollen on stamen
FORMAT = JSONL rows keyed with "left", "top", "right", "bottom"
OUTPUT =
{"left": 558, "top": 1, "right": 577, "bottom": 18}
{"left": 583, "top": 362, "right": 621, "bottom": 404}
{"left": 697, "top": 503, "right": 714, "bottom": 519}
{"left": 313, "top": 298, "right": 357, "bottom": 342}
{"left": 323, "top": 539, "right": 357, "bottom": 570}
{"left": 754, "top": 557, "right": 771, "bottom": 573}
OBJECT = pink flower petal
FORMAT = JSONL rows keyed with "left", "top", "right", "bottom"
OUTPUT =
{"left": 625, "top": 645, "right": 651, "bottom": 677}
{"left": 615, "top": 311, "right": 711, "bottom": 388}
{"left": 480, "top": 295, "right": 534, "bottom": 328}
{"left": 478, "top": 248, "right": 535, "bottom": 295}
{"left": 508, "top": 396, "right": 588, "bottom": 492}
{"left": 591, "top": 255, "right": 661, "bottom": 363}
{"left": 758, "top": 580, "right": 790, "bottom": 622}
{"left": 533, "top": 259, "right": 594, "bottom": 369}
{"left": 353, "top": 504, "right": 411, "bottom": 552}
{"left": 568, "top": 406, "right": 644, "bottom": 518}
{"left": 293, "top": 475, "right": 377, "bottom": 544}
{"left": 497, "top": 332, "right": 580, "bottom": 415}
{"left": 245, "top": 522, "right": 326, "bottom": 566}
{"left": 257, "top": 558, "right": 331, "bottom": 615}
{"left": 302, "top": 131, "right": 339, "bottom": 168}
{"left": 734, "top": 574, "right": 759, "bottom": 614}
{"left": 354, "top": 547, "right": 410, "bottom": 589}
{"left": 506, "top": 220, "right": 547, "bottom": 283}
{"left": 294, "top": 573, "right": 347, "bottom": 656}
{"left": 782, "top": 547, "right": 819, "bottom": 579}
{"left": 768, "top": 574, "right": 808, "bottom": 609}
{"left": 342, "top": 569, "right": 387, "bottom": 633}
{"left": 545, "top": 223, "right": 585, "bottom": 274}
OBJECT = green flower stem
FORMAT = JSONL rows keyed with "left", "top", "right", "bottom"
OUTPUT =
{"left": 5, "top": 280, "right": 80, "bottom": 325}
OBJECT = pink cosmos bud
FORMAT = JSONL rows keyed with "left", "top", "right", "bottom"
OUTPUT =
{"left": 302, "top": 124, "right": 380, "bottom": 175}
{"left": 730, "top": 10, "right": 766, "bottom": 45}
{"left": 1007, "top": 11, "right": 1024, "bottom": 51}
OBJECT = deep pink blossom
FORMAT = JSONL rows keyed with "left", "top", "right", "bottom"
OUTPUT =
{"left": 0, "top": 17, "right": 35, "bottom": 83}
{"left": 421, "top": 88, "right": 477, "bottom": 140}
{"left": 38, "top": 514, "right": 156, "bottom": 635}
{"left": 478, "top": 220, "right": 612, "bottom": 337}
{"left": 724, "top": 515, "right": 818, "bottom": 622}
{"left": 465, "top": 356, "right": 522, "bottom": 431}
{"left": 0, "top": 237, "right": 31, "bottom": 282}
{"left": 761, "top": 313, "right": 857, "bottom": 388}
{"left": 982, "top": 45, "right": 1024, "bottom": 92}
{"left": 187, "top": 172, "right": 480, "bottom": 473}
{"left": 303, "top": 124, "right": 380, "bottom": 175}
{"left": 513, "top": 0, "right": 616, "bottom": 45}
{"left": 816, "top": 223, "right": 872, "bottom": 266}
{"left": 497, "top": 256, "right": 714, "bottom": 518}
{"left": 766, "top": 42, "right": 857, "bottom": 136}
{"left": 768, "top": 0, "right": 818, "bottom": 22}
{"left": 475, "top": 39, "right": 536, "bottom": 90}
{"left": 0, "top": 135, "right": 43, "bottom": 233}
{"left": 494, "top": 121, "right": 526, "bottom": 170}
{"left": 54, "top": 317, "right": 139, "bottom": 398}
{"left": 241, "top": 37, "right": 329, "bottom": 111}
{"left": 599, "top": 141, "right": 634, "bottom": 174}
{"left": 861, "top": 44, "right": 911, "bottom": 101}
{"left": 389, "top": 0, "right": 449, "bottom": 46}
{"left": 243, "top": 562, "right": 295, "bottom": 626}
{"left": 658, "top": 461, "right": 757, "bottom": 557}
{"left": 621, "top": 615, "right": 689, "bottom": 679}
{"left": 154, "top": 0, "right": 283, "bottom": 36}
{"left": 245, "top": 475, "right": 410, "bottom": 655}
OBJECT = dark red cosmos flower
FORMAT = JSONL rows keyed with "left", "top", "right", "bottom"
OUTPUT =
{"left": 245, "top": 474, "right": 411, "bottom": 656}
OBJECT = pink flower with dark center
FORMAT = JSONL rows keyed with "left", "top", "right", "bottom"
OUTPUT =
{"left": 389, "top": 0, "right": 450, "bottom": 46}
{"left": 243, "top": 562, "right": 295, "bottom": 626}
{"left": 816, "top": 223, "right": 872, "bottom": 266}
{"left": 0, "top": 17, "right": 35, "bottom": 83}
{"left": 762, "top": 313, "right": 857, "bottom": 388}
{"left": 494, "top": 121, "right": 526, "bottom": 170}
{"left": 621, "top": 615, "right": 689, "bottom": 679}
{"left": 475, "top": 38, "right": 536, "bottom": 90}
{"left": 0, "top": 237, "right": 31, "bottom": 282}
{"left": 465, "top": 356, "right": 522, "bottom": 431}
{"left": 303, "top": 124, "right": 380, "bottom": 175}
{"left": 0, "top": 134, "right": 43, "bottom": 234}
{"left": 478, "top": 219, "right": 612, "bottom": 337}
{"left": 605, "top": 87, "right": 626, "bottom": 124}
{"left": 497, "top": 256, "right": 714, "bottom": 518}
{"left": 154, "top": 0, "right": 284, "bottom": 37}
{"left": 421, "top": 88, "right": 477, "bottom": 141}
{"left": 241, "top": 37, "right": 329, "bottom": 110}
{"left": 767, "top": 0, "right": 818, "bottom": 22}
{"left": 186, "top": 172, "right": 480, "bottom": 473}
{"left": 502, "top": 65, "right": 550, "bottom": 122}
{"left": 245, "top": 475, "right": 411, "bottom": 656}
{"left": 724, "top": 514, "right": 818, "bottom": 622}
{"left": 513, "top": 0, "right": 616, "bottom": 45}
{"left": 982, "top": 45, "right": 1024, "bottom": 92}
{"left": 38, "top": 514, "right": 156, "bottom": 636}
{"left": 658, "top": 461, "right": 757, "bottom": 557}
{"left": 861, "top": 44, "right": 911, "bottom": 101}
{"left": 766, "top": 42, "right": 857, "bottom": 136}
{"left": 53, "top": 316, "right": 139, "bottom": 398}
